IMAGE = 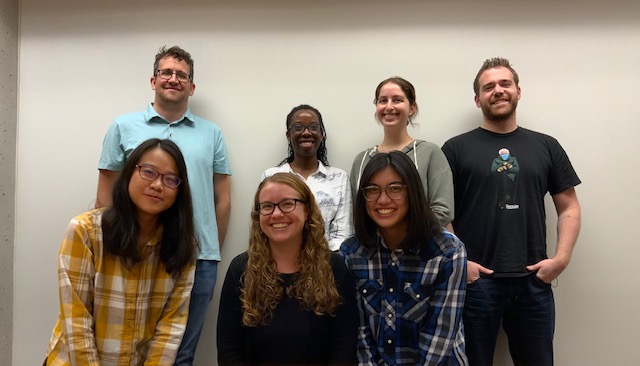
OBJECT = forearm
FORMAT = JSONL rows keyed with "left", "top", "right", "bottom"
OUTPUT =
{"left": 554, "top": 205, "right": 581, "bottom": 266}
{"left": 424, "top": 244, "right": 467, "bottom": 363}
{"left": 213, "top": 174, "right": 231, "bottom": 248}
{"left": 428, "top": 189, "right": 454, "bottom": 227}
{"left": 95, "top": 170, "right": 119, "bottom": 208}
{"left": 59, "top": 219, "right": 100, "bottom": 364}
{"left": 144, "top": 266, "right": 195, "bottom": 365}
{"left": 215, "top": 200, "right": 231, "bottom": 248}
{"left": 217, "top": 261, "right": 246, "bottom": 365}
{"left": 551, "top": 188, "right": 581, "bottom": 268}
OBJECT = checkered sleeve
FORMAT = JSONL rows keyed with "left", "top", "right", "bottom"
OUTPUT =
{"left": 421, "top": 237, "right": 467, "bottom": 365}
{"left": 57, "top": 217, "right": 101, "bottom": 365}
{"left": 144, "top": 263, "right": 196, "bottom": 365}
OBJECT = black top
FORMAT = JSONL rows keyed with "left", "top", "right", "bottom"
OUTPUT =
{"left": 217, "top": 252, "right": 358, "bottom": 365}
{"left": 442, "top": 127, "right": 581, "bottom": 275}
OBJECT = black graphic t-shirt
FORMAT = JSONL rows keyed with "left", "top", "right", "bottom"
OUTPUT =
{"left": 442, "top": 127, "right": 581, "bottom": 275}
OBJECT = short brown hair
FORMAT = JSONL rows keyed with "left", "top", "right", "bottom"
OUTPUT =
{"left": 153, "top": 45, "right": 195, "bottom": 80}
{"left": 473, "top": 57, "right": 519, "bottom": 96}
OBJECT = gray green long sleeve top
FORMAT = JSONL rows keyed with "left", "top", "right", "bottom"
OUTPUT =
{"left": 350, "top": 139, "right": 454, "bottom": 226}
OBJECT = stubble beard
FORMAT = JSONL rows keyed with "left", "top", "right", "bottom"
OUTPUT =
{"left": 482, "top": 98, "right": 518, "bottom": 123}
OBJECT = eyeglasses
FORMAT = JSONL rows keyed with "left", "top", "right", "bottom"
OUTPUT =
{"left": 257, "top": 198, "right": 306, "bottom": 216}
{"left": 156, "top": 68, "right": 191, "bottom": 83}
{"left": 289, "top": 123, "right": 322, "bottom": 134}
{"left": 363, "top": 183, "right": 407, "bottom": 201}
{"left": 136, "top": 165, "right": 182, "bottom": 188}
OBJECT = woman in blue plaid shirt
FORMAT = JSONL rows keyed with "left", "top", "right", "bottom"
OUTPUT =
{"left": 340, "top": 151, "right": 468, "bottom": 365}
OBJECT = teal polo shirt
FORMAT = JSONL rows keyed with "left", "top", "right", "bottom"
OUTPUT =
{"left": 99, "top": 103, "right": 231, "bottom": 260}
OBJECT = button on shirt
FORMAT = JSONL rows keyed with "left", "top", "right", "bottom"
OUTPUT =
{"left": 45, "top": 209, "right": 195, "bottom": 366}
{"left": 99, "top": 103, "right": 232, "bottom": 260}
{"left": 340, "top": 231, "right": 468, "bottom": 365}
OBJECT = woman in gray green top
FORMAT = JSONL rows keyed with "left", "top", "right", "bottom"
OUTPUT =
{"left": 350, "top": 76, "right": 454, "bottom": 227}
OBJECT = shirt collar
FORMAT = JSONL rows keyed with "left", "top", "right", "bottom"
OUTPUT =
{"left": 282, "top": 161, "right": 328, "bottom": 178}
{"left": 145, "top": 103, "right": 195, "bottom": 125}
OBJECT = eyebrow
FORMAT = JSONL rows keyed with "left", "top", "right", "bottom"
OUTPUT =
{"left": 138, "top": 163, "right": 179, "bottom": 176}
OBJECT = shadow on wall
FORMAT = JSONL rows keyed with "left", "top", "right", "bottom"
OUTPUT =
{"left": 23, "top": 0, "right": 639, "bottom": 35}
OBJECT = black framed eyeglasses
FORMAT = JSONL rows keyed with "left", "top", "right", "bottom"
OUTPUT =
{"left": 136, "top": 165, "right": 182, "bottom": 188}
{"left": 289, "top": 123, "right": 322, "bottom": 134}
{"left": 363, "top": 183, "right": 407, "bottom": 201}
{"left": 156, "top": 68, "right": 192, "bottom": 83}
{"left": 257, "top": 198, "right": 306, "bottom": 215}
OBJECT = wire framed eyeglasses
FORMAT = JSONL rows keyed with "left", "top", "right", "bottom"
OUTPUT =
{"left": 363, "top": 183, "right": 407, "bottom": 201}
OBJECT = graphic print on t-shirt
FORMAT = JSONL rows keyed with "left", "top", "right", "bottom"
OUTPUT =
{"left": 490, "top": 147, "right": 520, "bottom": 210}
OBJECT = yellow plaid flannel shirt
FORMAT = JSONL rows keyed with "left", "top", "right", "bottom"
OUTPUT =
{"left": 45, "top": 209, "right": 195, "bottom": 366}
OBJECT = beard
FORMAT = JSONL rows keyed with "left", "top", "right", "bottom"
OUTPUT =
{"left": 481, "top": 98, "right": 518, "bottom": 123}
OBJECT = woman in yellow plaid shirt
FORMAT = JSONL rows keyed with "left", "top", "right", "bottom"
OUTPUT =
{"left": 44, "top": 138, "right": 198, "bottom": 366}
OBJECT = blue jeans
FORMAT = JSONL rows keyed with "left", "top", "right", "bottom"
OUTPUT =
{"left": 463, "top": 273, "right": 555, "bottom": 366}
{"left": 175, "top": 260, "right": 218, "bottom": 366}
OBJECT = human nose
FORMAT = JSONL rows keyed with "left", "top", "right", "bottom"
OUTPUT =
{"left": 377, "top": 189, "right": 392, "bottom": 203}
{"left": 166, "top": 72, "right": 180, "bottom": 83}
{"left": 149, "top": 175, "right": 164, "bottom": 190}
{"left": 271, "top": 204, "right": 285, "bottom": 216}
{"left": 384, "top": 100, "right": 394, "bottom": 110}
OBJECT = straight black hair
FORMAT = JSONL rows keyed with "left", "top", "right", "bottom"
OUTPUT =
{"left": 354, "top": 151, "right": 440, "bottom": 249}
{"left": 102, "top": 138, "right": 198, "bottom": 278}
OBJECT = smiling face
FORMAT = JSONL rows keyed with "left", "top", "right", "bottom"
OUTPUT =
{"left": 258, "top": 182, "right": 307, "bottom": 248}
{"left": 286, "top": 109, "right": 323, "bottom": 161}
{"left": 375, "top": 82, "right": 417, "bottom": 129}
{"left": 365, "top": 166, "right": 409, "bottom": 241}
{"left": 474, "top": 66, "right": 521, "bottom": 122}
{"left": 128, "top": 147, "right": 180, "bottom": 222}
{"left": 151, "top": 56, "right": 195, "bottom": 108}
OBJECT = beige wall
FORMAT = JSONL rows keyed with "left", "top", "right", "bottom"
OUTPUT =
{"left": 14, "top": 0, "right": 640, "bottom": 365}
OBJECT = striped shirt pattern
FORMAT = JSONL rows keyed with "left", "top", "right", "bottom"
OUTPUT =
{"left": 45, "top": 209, "right": 195, "bottom": 366}
{"left": 340, "top": 231, "right": 468, "bottom": 365}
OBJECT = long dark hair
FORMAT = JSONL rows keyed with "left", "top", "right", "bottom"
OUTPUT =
{"left": 278, "top": 104, "right": 330, "bottom": 166}
{"left": 354, "top": 151, "right": 440, "bottom": 249}
{"left": 102, "top": 138, "right": 197, "bottom": 278}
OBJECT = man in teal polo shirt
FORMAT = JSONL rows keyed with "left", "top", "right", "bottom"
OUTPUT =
{"left": 96, "top": 45, "right": 231, "bottom": 365}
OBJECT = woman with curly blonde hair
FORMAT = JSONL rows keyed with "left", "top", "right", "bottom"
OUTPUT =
{"left": 217, "top": 172, "right": 357, "bottom": 365}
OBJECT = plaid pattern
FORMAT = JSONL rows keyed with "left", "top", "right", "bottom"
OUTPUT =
{"left": 45, "top": 209, "right": 195, "bottom": 366}
{"left": 340, "top": 231, "right": 468, "bottom": 365}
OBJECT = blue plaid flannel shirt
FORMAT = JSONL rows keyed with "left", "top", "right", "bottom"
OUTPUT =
{"left": 340, "top": 231, "right": 468, "bottom": 365}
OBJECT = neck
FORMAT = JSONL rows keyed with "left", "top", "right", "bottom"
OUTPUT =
{"left": 380, "top": 226, "right": 407, "bottom": 251}
{"left": 481, "top": 115, "right": 518, "bottom": 134}
{"left": 137, "top": 214, "right": 159, "bottom": 248}
{"left": 379, "top": 128, "right": 413, "bottom": 153}
{"left": 153, "top": 101, "right": 188, "bottom": 123}
{"left": 290, "top": 158, "right": 319, "bottom": 179}
{"left": 269, "top": 240, "right": 302, "bottom": 274}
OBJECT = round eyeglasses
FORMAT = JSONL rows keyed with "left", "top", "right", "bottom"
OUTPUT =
{"left": 363, "top": 183, "right": 407, "bottom": 201}
{"left": 257, "top": 198, "right": 306, "bottom": 216}
{"left": 136, "top": 165, "right": 182, "bottom": 188}
{"left": 289, "top": 123, "right": 322, "bottom": 134}
{"left": 156, "top": 68, "right": 191, "bottom": 83}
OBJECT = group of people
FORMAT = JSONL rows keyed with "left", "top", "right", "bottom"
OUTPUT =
{"left": 43, "top": 45, "right": 581, "bottom": 366}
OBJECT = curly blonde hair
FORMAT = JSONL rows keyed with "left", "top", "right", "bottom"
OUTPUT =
{"left": 241, "top": 173, "right": 342, "bottom": 326}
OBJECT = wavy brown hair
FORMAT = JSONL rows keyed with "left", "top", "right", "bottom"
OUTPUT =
{"left": 241, "top": 172, "right": 342, "bottom": 326}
